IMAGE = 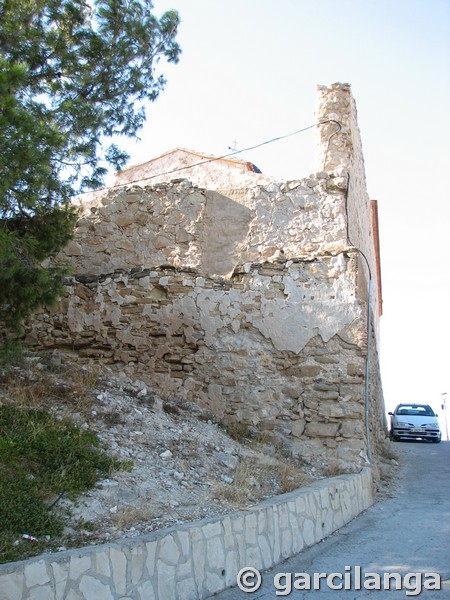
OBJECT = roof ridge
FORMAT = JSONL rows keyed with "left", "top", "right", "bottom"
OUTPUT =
{"left": 115, "top": 147, "right": 258, "bottom": 176}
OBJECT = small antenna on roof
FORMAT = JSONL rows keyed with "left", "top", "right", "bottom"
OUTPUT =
{"left": 228, "top": 139, "right": 239, "bottom": 152}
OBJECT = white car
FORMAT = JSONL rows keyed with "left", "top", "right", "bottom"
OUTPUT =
{"left": 388, "top": 403, "right": 441, "bottom": 443}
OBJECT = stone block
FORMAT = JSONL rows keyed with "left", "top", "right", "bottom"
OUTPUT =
{"left": 0, "top": 572, "right": 24, "bottom": 600}
{"left": 79, "top": 575, "right": 114, "bottom": 600}
{"left": 94, "top": 551, "right": 111, "bottom": 578}
{"left": 302, "top": 518, "right": 315, "bottom": 546}
{"left": 233, "top": 531, "right": 246, "bottom": 565}
{"left": 295, "top": 496, "right": 307, "bottom": 514}
{"left": 158, "top": 534, "right": 181, "bottom": 565}
{"left": 24, "top": 560, "right": 50, "bottom": 588}
{"left": 125, "top": 194, "right": 141, "bottom": 204}
{"left": 232, "top": 515, "right": 244, "bottom": 532}
{"left": 116, "top": 239, "right": 135, "bottom": 251}
{"left": 272, "top": 509, "right": 281, "bottom": 564}
{"left": 291, "top": 419, "right": 305, "bottom": 437}
{"left": 244, "top": 513, "right": 257, "bottom": 545}
{"left": 317, "top": 390, "right": 340, "bottom": 400}
{"left": 130, "top": 545, "right": 146, "bottom": 585}
{"left": 305, "top": 422, "right": 339, "bottom": 438}
{"left": 145, "top": 540, "right": 157, "bottom": 577}
{"left": 221, "top": 517, "right": 235, "bottom": 550}
{"left": 347, "top": 362, "right": 364, "bottom": 376}
{"left": 157, "top": 562, "right": 176, "bottom": 600}
{"left": 176, "top": 530, "right": 191, "bottom": 558}
{"left": 51, "top": 560, "right": 70, "bottom": 600}
{"left": 175, "top": 559, "right": 192, "bottom": 581}
{"left": 291, "top": 527, "right": 305, "bottom": 555}
{"left": 202, "top": 520, "right": 222, "bottom": 539}
{"left": 340, "top": 420, "right": 364, "bottom": 437}
{"left": 318, "top": 401, "right": 345, "bottom": 418}
{"left": 110, "top": 547, "right": 127, "bottom": 596}
{"left": 280, "top": 527, "right": 293, "bottom": 559}
{"left": 176, "top": 577, "right": 197, "bottom": 600}
{"left": 114, "top": 215, "right": 135, "bottom": 227}
{"left": 258, "top": 534, "right": 273, "bottom": 570}
{"left": 281, "top": 383, "right": 303, "bottom": 399}
{"left": 277, "top": 503, "right": 290, "bottom": 530}
{"left": 204, "top": 572, "right": 224, "bottom": 596}
{"left": 206, "top": 537, "right": 225, "bottom": 570}
{"left": 257, "top": 509, "right": 268, "bottom": 535}
{"left": 246, "top": 544, "right": 263, "bottom": 571}
{"left": 224, "top": 550, "right": 239, "bottom": 586}
{"left": 313, "top": 382, "right": 339, "bottom": 392}
{"left": 65, "top": 590, "right": 83, "bottom": 600}
{"left": 65, "top": 241, "right": 83, "bottom": 256}
{"left": 192, "top": 540, "right": 206, "bottom": 590}
{"left": 134, "top": 580, "right": 156, "bottom": 600}
{"left": 314, "top": 355, "right": 339, "bottom": 364}
{"left": 29, "top": 585, "right": 53, "bottom": 600}
{"left": 284, "top": 365, "right": 321, "bottom": 378}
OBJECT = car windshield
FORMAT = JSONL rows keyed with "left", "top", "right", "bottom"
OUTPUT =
{"left": 396, "top": 405, "right": 434, "bottom": 416}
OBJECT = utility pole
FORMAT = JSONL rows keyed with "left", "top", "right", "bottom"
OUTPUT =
{"left": 441, "top": 392, "right": 449, "bottom": 441}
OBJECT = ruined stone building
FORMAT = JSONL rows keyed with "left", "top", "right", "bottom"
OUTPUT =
{"left": 25, "top": 83, "right": 386, "bottom": 471}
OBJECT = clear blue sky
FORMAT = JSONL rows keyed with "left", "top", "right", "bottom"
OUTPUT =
{"left": 116, "top": 0, "right": 450, "bottom": 416}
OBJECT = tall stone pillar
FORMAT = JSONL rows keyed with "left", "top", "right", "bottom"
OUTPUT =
{"left": 315, "top": 82, "right": 360, "bottom": 173}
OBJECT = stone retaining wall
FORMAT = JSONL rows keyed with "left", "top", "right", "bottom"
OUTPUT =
{"left": 0, "top": 468, "right": 374, "bottom": 600}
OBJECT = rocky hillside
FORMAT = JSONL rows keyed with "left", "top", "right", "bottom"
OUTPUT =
{"left": 0, "top": 350, "right": 398, "bottom": 560}
{"left": 0, "top": 352, "right": 318, "bottom": 555}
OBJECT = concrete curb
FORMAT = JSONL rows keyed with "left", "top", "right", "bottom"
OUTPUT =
{"left": 0, "top": 467, "right": 374, "bottom": 600}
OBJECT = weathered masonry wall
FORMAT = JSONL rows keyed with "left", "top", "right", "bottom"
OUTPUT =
{"left": 316, "top": 83, "right": 382, "bottom": 326}
{"left": 0, "top": 468, "right": 374, "bottom": 600}
{"left": 26, "top": 179, "right": 377, "bottom": 468}
{"left": 24, "top": 83, "right": 386, "bottom": 470}
{"left": 27, "top": 256, "right": 368, "bottom": 467}
{"left": 64, "top": 170, "right": 351, "bottom": 278}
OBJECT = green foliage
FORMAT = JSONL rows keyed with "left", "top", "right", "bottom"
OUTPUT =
{"left": 0, "top": 339, "right": 24, "bottom": 369}
{"left": 0, "top": 1, "right": 180, "bottom": 329}
{"left": 0, "top": 404, "right": 126, "bottom": 563}
{"left": 0, "top": 0, "right": 181, "bottom": 201}
{"left": 0, "top": 227, "right": 74, "bottom": 330}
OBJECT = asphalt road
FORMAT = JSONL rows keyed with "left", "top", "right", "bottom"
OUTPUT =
{"left": 209, "top": 440, "right": 450, "bottom": 599}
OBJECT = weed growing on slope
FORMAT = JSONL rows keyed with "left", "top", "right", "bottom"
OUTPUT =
{"left": 0, "top": 340, "right": 24, "bottom": 371}
{"left": 215, "top": 458, "right": 311, "bottom": 505}
{"left": 0, "top": 405, "right": 127, "bottom": 563}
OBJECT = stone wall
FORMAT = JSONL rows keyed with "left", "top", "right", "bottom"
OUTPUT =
{"left": 0, "top": 468, "right": 374, "bottom": 600}
{"left": 22, "top": 83, "right": 386, "bottom": 469}
{"left": 316, "top": 83, "right": 382, "bottom": 327}
{"left": 65, "top": 170, "right": 350, "bottom": 278}
{"left": 27, "top": 255, "right": 368, "bottom": 467}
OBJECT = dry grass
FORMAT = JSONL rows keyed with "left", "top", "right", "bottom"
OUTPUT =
{"left": 277, "top": 463, "right": 307, "bottom": 494}
{"left": 224, "top": 421, "right": 253, "bottom": 443}
{"left": 216, "top": 462, "right": 257, "bottom": 504}
{"left": 0, "top": 361, "right": 100, "bottom": 418}
{"left": 323, "top": 461, "right": 346, "bottom": 477}
{"left": 215, "top": 457, "right": 311, "bottom": 505}
{"left": 110, "top": 506, "right": 157, "bottom": 529}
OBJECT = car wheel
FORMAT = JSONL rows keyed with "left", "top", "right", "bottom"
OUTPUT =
{"left": 432, "top": 437, "right": 441, "bottom": 444}
{"left": 390, "top": 431, "right": 399, "bottom": 442}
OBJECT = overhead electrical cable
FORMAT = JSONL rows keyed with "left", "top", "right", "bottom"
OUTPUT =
{"left": 106, "top": 120, "right": 339, "bottom": 189}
